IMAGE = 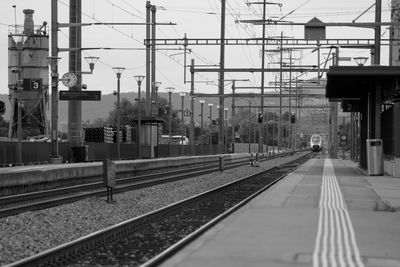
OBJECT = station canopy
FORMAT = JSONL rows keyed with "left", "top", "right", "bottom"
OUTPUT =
{"left": 326, "top": 66, "right": 400, "bottom": 101}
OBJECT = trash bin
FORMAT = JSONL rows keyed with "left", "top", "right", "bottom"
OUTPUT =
{"left": 72, "top": 146, "right": 88, "bottom": 162}
{"left": 366, "top": 139, "right": 383, "bottom": 175}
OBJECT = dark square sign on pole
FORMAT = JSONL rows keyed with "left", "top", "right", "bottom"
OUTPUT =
{"left": 59, "top": 90, "right": 102, "bottom": 101}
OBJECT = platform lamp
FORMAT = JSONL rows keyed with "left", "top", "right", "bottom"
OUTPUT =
{"left": 113, "top": 67, "right": 125, "bottom": 160}
{"left": 12, "top": 34, "right": 28, "bottom": 165}
{"left": 46, "top": 56, "right": 63, "bottom": 164}
{"left": 134, "top": 75, "right": 145, "bottom": 159}
{"left": 165, "top": 87, "right": 175, "bottom": 157}
{"left": 84, "top": 56, "right": 100, "bottom": 74}
{"left": 353, "top": 57, "right": 368, "bottom": 67}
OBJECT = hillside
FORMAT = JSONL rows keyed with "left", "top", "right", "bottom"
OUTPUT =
{"left": 0, "top": 92, "right": 329, "bottom": 133}
{"left": 1, "top": 92, "right": 235, "bottom": 125}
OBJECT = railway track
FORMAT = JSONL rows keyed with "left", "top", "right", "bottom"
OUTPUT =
{"left": 0, "top": 152, "right": 303, "bottom": 218}
{"left": 7, "top": 153, "right": 311, "bottom": 267}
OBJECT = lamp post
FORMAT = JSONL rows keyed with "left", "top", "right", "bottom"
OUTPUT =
{"left": 208, "top": 103, "right": 213, "bottom": 155}
{"left": 179, "top": 92, "right": 186, "bottom": 156}
{"left": 46, "top": 55, "right": 63, "bottom": 164}
{"left": 166, "top": 87, "right": 175, "bottom": 157}
{"left": 353, "top": 57, "right": 368, "bottom": 66}
{"left": 199, "top": 100, "right": 205, "bottom": 155}
{"left": 84, "top": 56, "right": 100, "bottom": 73}
{"left": 134, "top": 75, "right": 145, "bottom": 159}
{"left": 113, "top": 67, "right": 125, "bottom": 160}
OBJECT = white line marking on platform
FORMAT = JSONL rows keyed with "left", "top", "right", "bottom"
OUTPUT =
{"left": 313, "top": 159, "right": 364, "bottom": 267}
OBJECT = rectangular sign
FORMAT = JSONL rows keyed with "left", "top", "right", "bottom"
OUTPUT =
{"left": 338, "top": 57, "right": 352, "bottom": 61}
{"left": 59, "top": 90, "right": 101, "bottom": 101}
{"left": 23, "top": 78, "right": 42, "bottom": 90}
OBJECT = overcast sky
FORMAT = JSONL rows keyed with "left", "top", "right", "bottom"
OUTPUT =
{"left": 0, "top": 0, "right": 392, "bottom": 97}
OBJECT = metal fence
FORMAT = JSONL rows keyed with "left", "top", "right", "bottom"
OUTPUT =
{"left": 0, "top": 142, "right": 224, "bottom": 166}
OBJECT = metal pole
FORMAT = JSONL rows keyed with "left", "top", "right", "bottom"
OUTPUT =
{"left": 289, "top": 51, "right": 292, "bottom": 151}
{"left": 209, "top": 104, "right": 213, "bottom": 154}
{"left": 332, "top": 48, "right": 339, "bottom": 158}
{"left": 145, "top": 1, "right": 151, "bottom": 116}
{"left": 224, "top": 108, "right": 228, "bottom": 153}
{"left": 68, "top": 0, "right": 83, "bottom": 151}
{"left": 151, "top": 5, "right": 156, "bottom": 116}
{"left": 168, "top": 91, "right": 172, "bottom": 157}
{"left": 259, "top": 0, "right": 266, "bottom": 154}
{"left": 116, "top": 73, "right": 121, "bottom": 159}
{"left": 50, "top": 0, "right": 61, "bottom": 163}
{"left": 350, "top": 112, "right": 354, "bottom": 160}
{"left": 317, "top": 41, "right": 321, "bottom": 85}
{"left": 248, "top": 101, "right": 251, "bottom": 154}
{"left": 342, "top": 116, "right": 346, "bottom": 159}
{"left": 138, "top": 81, "right": 142, "bottom": 159}
{"left": 181, "top": 93, "right": 185, "bottom": 156}
{"left": 374, "top": 0, "right": 382, "bottom": 65}
{"left": 278, "top": 32, "right": 283, "bottom": 152}
{"left": 148, "top": 5, "right": 156, "bottom": 159}
{"left": 17, "top": 43, "right": 22, "bottom": 164}
{"left": 183, "top": 33, "right": 188, "bottom": 83}
{"left": 218, "top": 0, "right": 226, "bottom": 154}
{"left": 190, "top": 59, "right": 195, "bottom": 155}
{"left": 200, "top": 101, "right": 204, "bottom": 155}
{"left": 231, "top": 81, "right": 236, "bottom": 153}
{"left": 272, "top": 114, "right": 275, "bottom": 153}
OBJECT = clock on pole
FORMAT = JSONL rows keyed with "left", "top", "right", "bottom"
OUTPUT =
{"left": 61, "top": 72, "right": 78, "bottom": 87}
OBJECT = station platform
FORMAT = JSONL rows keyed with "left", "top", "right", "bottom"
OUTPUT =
{"left": 161, "top": 158, "right": 400, "bottom": 267}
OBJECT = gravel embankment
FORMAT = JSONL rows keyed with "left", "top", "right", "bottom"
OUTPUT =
{"left": 0, "top": 153, "right": 306, "bottom": 266}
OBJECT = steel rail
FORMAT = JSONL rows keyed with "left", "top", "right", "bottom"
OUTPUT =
{"left": 0, "top": 152, "right": 297, "bottom": 218}
{"left": 7, "top": 152, "right": 310, "bottom": 267}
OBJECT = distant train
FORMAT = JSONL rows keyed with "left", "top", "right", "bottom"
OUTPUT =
{"left": 310, "top": 134, "right": 323, "bottom": 152}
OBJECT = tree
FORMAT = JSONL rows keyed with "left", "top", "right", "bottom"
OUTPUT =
{"left": 233, "top": 109, "right": 255, "bottom": 143}
{"left": 106, "top": 96, "right": 181, "bottom": 135}
{"left": 0, "top": 100, "right": 8, "bottom": 137}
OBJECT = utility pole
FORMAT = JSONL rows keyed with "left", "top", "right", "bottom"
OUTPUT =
{"left": 190, "top": 59, "right": 195, "bottom": 155}
{"left": 374, "top": 0, "right": 382, "bottom": 65}
{"left": 145, "top": 1, "right": 151, "bottom": 116}
{"left": 374, "top": 0, "right": 382, "bottom": 139}
{"left": 231, "top": 81, "right": 236, "bottom": 153}
{"left": 50, "top": 0, "right": 62, "bottom": 163}
{"left": 330, "top": 48, "right": 339, "bottom": 158}
{"left": 278, "top": 32, "right": 283, "bottom": 152}
{"left": 259, "top": 0, "right": 267, "bottom": 154}
{"left": 288, "top": 51, "right": 293, "bottom": 150}
{"left": 68, "top": 0, "right": 83, "bottom": 156}
{"left": 151, "top": 4, "right": 156, "bottom": 115}
{"left": 218, "top": 0, "right": 226, "bottom": 154}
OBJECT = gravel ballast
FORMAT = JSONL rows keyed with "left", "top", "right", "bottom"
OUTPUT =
{"left": 0, "top": 153, "right": 306, "bottom": 265}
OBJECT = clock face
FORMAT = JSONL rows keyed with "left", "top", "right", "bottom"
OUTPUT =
{"left": 62, "top": 72, "right": 77, "bottom": 87}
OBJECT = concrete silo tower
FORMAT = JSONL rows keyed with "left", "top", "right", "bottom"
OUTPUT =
{"left": 8, "top": 9, "right": 49, "bottom": 139}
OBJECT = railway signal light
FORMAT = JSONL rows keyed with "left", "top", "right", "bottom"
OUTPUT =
{"left": 258, "top": 112, "right": 263, "bottom": 124}
{"left": 290, "top": 113, "right": 296, "bottom": 123}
